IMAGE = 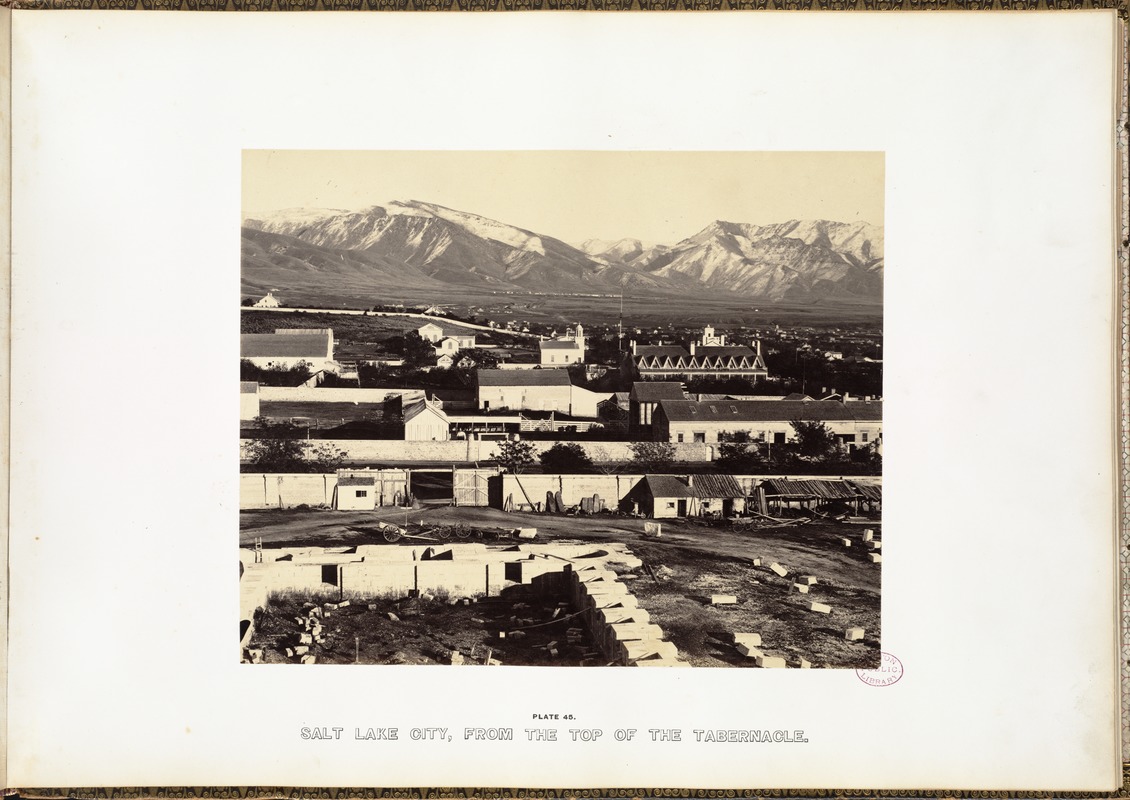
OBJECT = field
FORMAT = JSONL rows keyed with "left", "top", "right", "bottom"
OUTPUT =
{"left": 245, "top": 291, "right": 882, "bottom": 334}
{"left": 242, "top": 505, "right": 881, "bottom": 668}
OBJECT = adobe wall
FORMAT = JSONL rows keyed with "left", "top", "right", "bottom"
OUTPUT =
{"left": 257, "top": 386, "right": 424, "bottom": 404}
{"left": 239, "top": 439, "right": 715, "bottom": 464}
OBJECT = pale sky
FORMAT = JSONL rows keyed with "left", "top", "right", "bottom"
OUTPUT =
{"left": 243, "top": 150, "right": 883, "bottom": 246}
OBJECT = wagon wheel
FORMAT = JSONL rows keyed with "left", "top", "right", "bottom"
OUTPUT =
{"left": 381, "top": 525, "right": 403, "bottom": 543}
{"left": 454, "top": 525, "right": 472, "bottom": 540}
{"left": 435, "top": 525, "right": 453, "bottom": 540}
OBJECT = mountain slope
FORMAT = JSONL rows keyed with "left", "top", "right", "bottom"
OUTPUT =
{"left": 242, "top": 202, "right": 883, "bottom": 304}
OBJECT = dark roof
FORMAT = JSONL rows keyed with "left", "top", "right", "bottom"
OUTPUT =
{"left": 761, "top": 479, "right": 861, "bottom": 501}
{"left": 629, "top": 382, "right": 686, "bottom": 402}
{"left": 477, "top": 369, "right": 572, "bottom": 387}
{"left": 634, "top": 345, "right": 689, "bottom": 359}
{"left": 658, "top": 399, "right": 882, "bottom": 424}
{"left": 338, "top": 475, "right": 377, "bottom": 487}
{"left": 640, "top": 475, "right": 697, "bottom": 498}
{"left": 241, "top": 331, "right": 331, "bottom": 359}
{"left": 403, "top": 399, "right": 447, "bottom": 423}
{"left": 783, "top": 393, "right": 814, "bottom": 401}
{"left": 696, "top": 345, "right": 756, "bottom": 358}
{"left": 689, "top": 474, "right": 746, "bottom": 498}
{"left": 848, "top": 481, "right": 883, "bottom": 502}
{"left": 539, "top": 340, "right": 582, "bottom": 350}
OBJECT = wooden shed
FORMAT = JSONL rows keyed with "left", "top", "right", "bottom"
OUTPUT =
{"left": 620, "top": 475, "right": 697, "bottom": 519}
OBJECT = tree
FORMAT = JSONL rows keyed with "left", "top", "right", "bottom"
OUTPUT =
{"left": 307, "top": 442, "right": 349, "bottom": 473}
{"left": 243, "top": 418, "right": 347, "bottom": 473}
{"left": 453, "top": 348, "right": 500, "bottom": 370}
{"left": 400, "top": 332, "right": 436, "bottom": 369}
{"left": 629, "top": 441, "right": 677, "bottom": 473}
{"left": 494, "top": 438, "right": 537, "bottom": 474}
{"left": 789, "top": 419, "right": 839, "bottom": 460}
{"left": 716, "top": 431, "right": 765, "bottom": 473}
{"left": 539, "top": 442, "right": 594, "bottom": 473}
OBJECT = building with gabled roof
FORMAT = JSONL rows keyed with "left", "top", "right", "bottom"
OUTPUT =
{"left": 538, "top": 324, "right": 585, "bottom": 366}
{"left": 628, "top": 381, "right": 686, "bottom": 436}
{"left": 417, "top": 323, "right": 445, "bottom": 343}
{"left": 253, "top": 291, "right": 281, "bottom": 308}
{"left": 475, "top": 369, "right": 610, "bottom": 418}
{"left": 403, "top": 397, "right": 450, "bottom": 441}
{"left": 654, "top": 398, "right": 882, "bottom": 450}
{"left": 240, "top": 328, "right": 336, "bottom": 373}
{"left": 628, "top": 327, "right": 768, "bottom": 382}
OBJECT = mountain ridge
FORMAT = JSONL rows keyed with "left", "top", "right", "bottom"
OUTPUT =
{"left": 243, "top": 201, "right": 883, "bottom": 304}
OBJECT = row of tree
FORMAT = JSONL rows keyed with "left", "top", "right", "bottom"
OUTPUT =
{"left": 242, "top": 419, "right": 879, "bottom": 475}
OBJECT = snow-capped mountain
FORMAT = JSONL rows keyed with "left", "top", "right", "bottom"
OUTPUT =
{"left": 630, "top": 219, "right": 884, "bottom": 300}
{"left": 242, "top": 201, "right": 883, "bottom": 303}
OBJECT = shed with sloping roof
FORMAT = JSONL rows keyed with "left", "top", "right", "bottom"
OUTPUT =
{"left": 620, "top": 475, "right": 697, "bottom": 519}
{"left": 688, "top": 474, "right": 748, "bottom": 518}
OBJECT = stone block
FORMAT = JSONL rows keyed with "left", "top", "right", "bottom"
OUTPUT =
{"left": 300, "top": 654, "right": 316, "bottom": 664}
{"left": 754, "top": 654, "right": 787, "bottom": 668}
{"left": 751, "top": 558, "right": 762, "bottom": 567}
{"left": 733, "top": 632, "right": 762, "bottom": 648}
{"left": 862, "top": 529, "right": 874, "bottom": 542}
{"left": 769, "top": 562, "right": 788, "bottom": 577}
{"left": 711, "top": 595, "right": 738, "bottom": 605}
{"left": 840, "top": 538, "right": 851, "bottom": 547}
{"left": 869, "top": 553, "right": 882, "bottom": 564}
{"left": 517, "top": 529, "right": 538, "bottom": 539}
{"left": 809, "top": 602, "right": 832, "bottom": 614}
{"left": 294, "top": 645, "right": 310, "bottom": 655}
{"left": 845, "top": 627, "right": 865, "bottom": 641}
{"left": 298, "top": 633, "right": 313, "bottom": 645}
{"left": 792, "top": 583, "right": 810, "bottom": 594}
{"left": 795, "top": 657, "right": 812, "bottom": 669}
{"left": 867, "top": 540, "right": 882, "bottom": 550}
{"left": 798, "top": 575, "right": 818, "bottom": 586}
{"left": 736, "top": 644, "right": 764, "bottom": 658}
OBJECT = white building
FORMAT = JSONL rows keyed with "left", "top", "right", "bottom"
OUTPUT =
{"left": 417, "top": 323, "right": 445, "bottom": 343}
{"left": 538, "top": 324, "right": 585, "bottom": 366}
{"left": 435, "top": 334, "right": 476, "bottom": 356}
{"left": 253, "top": 291, "right": 281, "bottom": 309}
{"left": 654, "top": 399, "right": 882, "bottom": 450}
{"left": 240, "top": 328, "right": 337, "bottom": 373}
{"left": 403, "top": 397, "right": 450, "bottom": 441}
{"left": 476, "top": 369, "right": 610, "bottom": 418}
{"left": 239, "top": 381, "right": 260, "bottom": 420}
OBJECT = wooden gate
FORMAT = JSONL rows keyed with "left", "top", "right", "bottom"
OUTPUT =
{"left": 453, "top": 468, "right": 494, "bottom": 507}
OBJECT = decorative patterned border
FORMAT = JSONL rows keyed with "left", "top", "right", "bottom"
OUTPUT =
{"left": 2, "top": 0, "right": 1127, "bottom": 10}
{"left": 10, "top": 780, "right": 1130, "bottom": 799}
{"left": 4, "top": 3, "right": 1127, "bottom": 798}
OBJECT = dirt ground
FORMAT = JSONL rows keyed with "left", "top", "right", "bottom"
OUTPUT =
{"left": 242, "top": 504, "right": 881, "bottom": 669}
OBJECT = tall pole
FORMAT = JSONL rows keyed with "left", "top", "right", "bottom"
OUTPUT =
{"left": 618, "top": 290, "right": 624, "bottom": 352}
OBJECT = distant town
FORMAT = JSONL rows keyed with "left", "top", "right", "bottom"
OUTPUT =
{"left": 237, "top": 162, "right": 883, "bottom": 672}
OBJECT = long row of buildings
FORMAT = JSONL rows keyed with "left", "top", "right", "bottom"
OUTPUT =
{"left": 240, "top": 324, "right": 880, "bottom": 450}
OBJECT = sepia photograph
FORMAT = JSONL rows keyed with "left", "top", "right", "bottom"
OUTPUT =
{"left": 238, "top": 150, "right": 884, "bottom": 669}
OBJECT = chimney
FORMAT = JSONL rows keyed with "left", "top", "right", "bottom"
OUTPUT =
{"left": 631, "top": 340, "right": 637, "bottom": 355}
{"left": 687, "top": 475, "right": 694, "bottom": 488}
{"left": 755, "top": 339, "right": 762, "bottom": 356}
{"left": 689, "top": 341, "right": 696, "bottom": 356}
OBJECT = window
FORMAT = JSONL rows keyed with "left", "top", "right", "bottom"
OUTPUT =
{"left": 862, "top": 431, "right": 869, "bottom": 442}
{"left": 693, "top": 432, "right": 706, "bottom": 443}
{"left": 355, "top": 490, "right": 368, "bottom": 498}
{"left": 677, "top": 433, "right": 684, "bottom": 443}
{"left": 666, "top": 502, "right": 676, "bottom": 510}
